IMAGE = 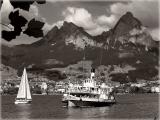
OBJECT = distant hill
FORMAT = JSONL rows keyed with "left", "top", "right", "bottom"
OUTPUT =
{"left": 2, "top": 12, "right": 159, "bottom": 82}
{"left": 1, "top": 64, "right": 18, "bottom": 80}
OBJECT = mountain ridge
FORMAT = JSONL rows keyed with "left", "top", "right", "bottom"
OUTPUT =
{"left": 2, "top": 11, "right": 159, "bottom": 82}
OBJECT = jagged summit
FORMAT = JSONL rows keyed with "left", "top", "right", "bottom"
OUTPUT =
{"left": 62, "top": 21, "right": 83, "bottom": 31}
{"left": 95, "top": 12, "right": 142, "bottom": 39}
{"left": 60, "top": 21, "right": 92, "bottom": 38}
{"left": 44, "top": 21, "right": 91, "bottom": 40}
{"left": 45, "top": 12, "right": 143, "bottom": 44}
{"left": 39, "top": 21, "right": 94, "bottom": 48}
{"left": 113, "top": 11, "right": 142, "bottom": 37}
{"left": 45, "top": 26, "right": 59, "bottom": 41}
{"left": 60, "top": 21, "right": 84, "bottom": 36}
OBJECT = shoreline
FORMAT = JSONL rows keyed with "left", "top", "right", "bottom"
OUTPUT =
{"left": 1, "top": 93, "right": 159, "bottom": 96}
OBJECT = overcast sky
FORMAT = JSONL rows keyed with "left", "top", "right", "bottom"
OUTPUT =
{"left": 1, "top": 0, "right": 159, "bottom": 45}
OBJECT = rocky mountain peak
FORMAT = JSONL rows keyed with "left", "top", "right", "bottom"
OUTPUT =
{"left": 121, "top": 12, "right": 141, "bottom": 27}
{"left": 61, "top": 21, "right": 83, "bottom": 33}
{"left": 45, "top": 26, "right": 59, "bottom": 41}
{"left": 113, "top": 11, "right": 142, "bottom": 37}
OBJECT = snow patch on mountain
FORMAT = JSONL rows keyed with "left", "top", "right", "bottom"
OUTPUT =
{"left": 65, "top": 36, "right": 96, "bottom": 49}
{"left": 129, "top": 26, "right": 147, "bottom": 36}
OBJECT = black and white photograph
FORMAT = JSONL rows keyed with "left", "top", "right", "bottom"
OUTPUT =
{"left": 0, "top": 0, "right": 159, "bottom": 119}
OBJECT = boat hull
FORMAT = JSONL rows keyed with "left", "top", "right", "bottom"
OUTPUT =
{"left": 63, "top": 100, "right": 116, "bottom": 107}
{"left": 14, "top": 100, "right": 32, "bottom": 104}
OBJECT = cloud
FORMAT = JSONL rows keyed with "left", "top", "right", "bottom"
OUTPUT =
{"left": 18, "top": 4, "right": 44, "bottom": 23}
{"left": 1, "top": 34, "right": 40, "bottom": 46}
{"left": 42, "top": 7, "right": 102, "bottom": 36}
{"left": 62, "top": 7, "right": 114, "bottom": 35}
{"left": 29, "top": 5, "right": 39, "bottom": 17}
{"left": 96, "top": 14, "right": 118, "bottom": 28}
{"left": 42, "top": 20, "right": 64, "bottom": 35}
{"left": 86, "top": 26, "right": 107, "bottom": 36}
{"left": 0, "top": 0, "right": 14, "bottom": 24}
{"left": 63, "top": 7, "right": 97, "bottom": 30}
{"left": 149, "top": 28, "right": 160, "bottom": 41}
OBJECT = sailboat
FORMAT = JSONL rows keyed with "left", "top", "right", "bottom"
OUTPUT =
{"left": 15, "top": 68, "right": 32, "bottom": 104}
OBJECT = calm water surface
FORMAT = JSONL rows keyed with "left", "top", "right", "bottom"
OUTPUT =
{"left": 1, "top": 94, "right": 159, "bottom": 119}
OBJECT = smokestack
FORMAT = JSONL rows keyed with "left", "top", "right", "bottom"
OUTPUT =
{"left": 90, "top": 68, "right": 95, "bottom": 79}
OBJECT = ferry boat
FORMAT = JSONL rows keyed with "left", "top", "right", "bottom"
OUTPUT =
{"left": 62, "top": 69, "right": 116, "bottom": 107}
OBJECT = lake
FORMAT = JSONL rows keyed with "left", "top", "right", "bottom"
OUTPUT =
{"left": 1, "top": 94, "right": 159, "bottom": 119}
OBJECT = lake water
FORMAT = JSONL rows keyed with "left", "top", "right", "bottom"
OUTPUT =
{"left": 1, "top": 94, "right": 159, "bottom": 119}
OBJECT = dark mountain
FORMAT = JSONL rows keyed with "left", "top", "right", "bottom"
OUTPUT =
{"left": 94, "top": 12, "right": 141, "bottom": 41}
{"left": 2, "top": 12, "right": 159, "bottom": 82}
{"left": 113, "top": 12, "right": 142, "bottom": 37}
{"left": 2, "top": 21, "right": 95, "bottom": 70}
{"left": 94, "top": 12, "right": 157, "bottom": 47}
{"left": 1, "top": 64, "right": 18, "bottom": 80}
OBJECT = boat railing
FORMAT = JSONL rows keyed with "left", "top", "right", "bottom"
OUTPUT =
{"left": 63, "top": 94, "right": 80, "bottom": 101}
{"left": 66, "top": 88, "right": 114, "bottom": 96}
{"left": 81, "top": 97, "right": 99, "bottom": 102}
{"left": 68, "top": 89, "right": 100, "bottom": 94}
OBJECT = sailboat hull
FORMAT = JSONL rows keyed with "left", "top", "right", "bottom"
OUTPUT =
{"left": 14, "top": 99, "right": 32, "bottom": 104}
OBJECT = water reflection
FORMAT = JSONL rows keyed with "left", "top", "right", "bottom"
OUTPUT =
{"left": 66, "top": 106, "right": 110, "bottom": 119}
{"left": 15, "top": 104, "right": 31, "bottom": 119}
{"left": 2, "top": 95, "right": 159, "bottom": 119}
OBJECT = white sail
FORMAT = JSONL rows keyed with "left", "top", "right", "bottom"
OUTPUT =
{"left": 16, "top": 68, "right": 32, "bottom": 100}
{"left": 26, "top": 72, "right": 32, "bottom": 99}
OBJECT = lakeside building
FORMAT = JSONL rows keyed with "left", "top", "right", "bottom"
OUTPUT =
{"left": 131, "top": 83, "right": 146, "bottom": 87}
{"left": 55, "top": 81, "right": 68, "bottom": 93}
{"left": 41, "top": 82, "right": 48, "bottom": 95}
{"left": 151, "top": 86, "right": 160, "bottom": 93}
